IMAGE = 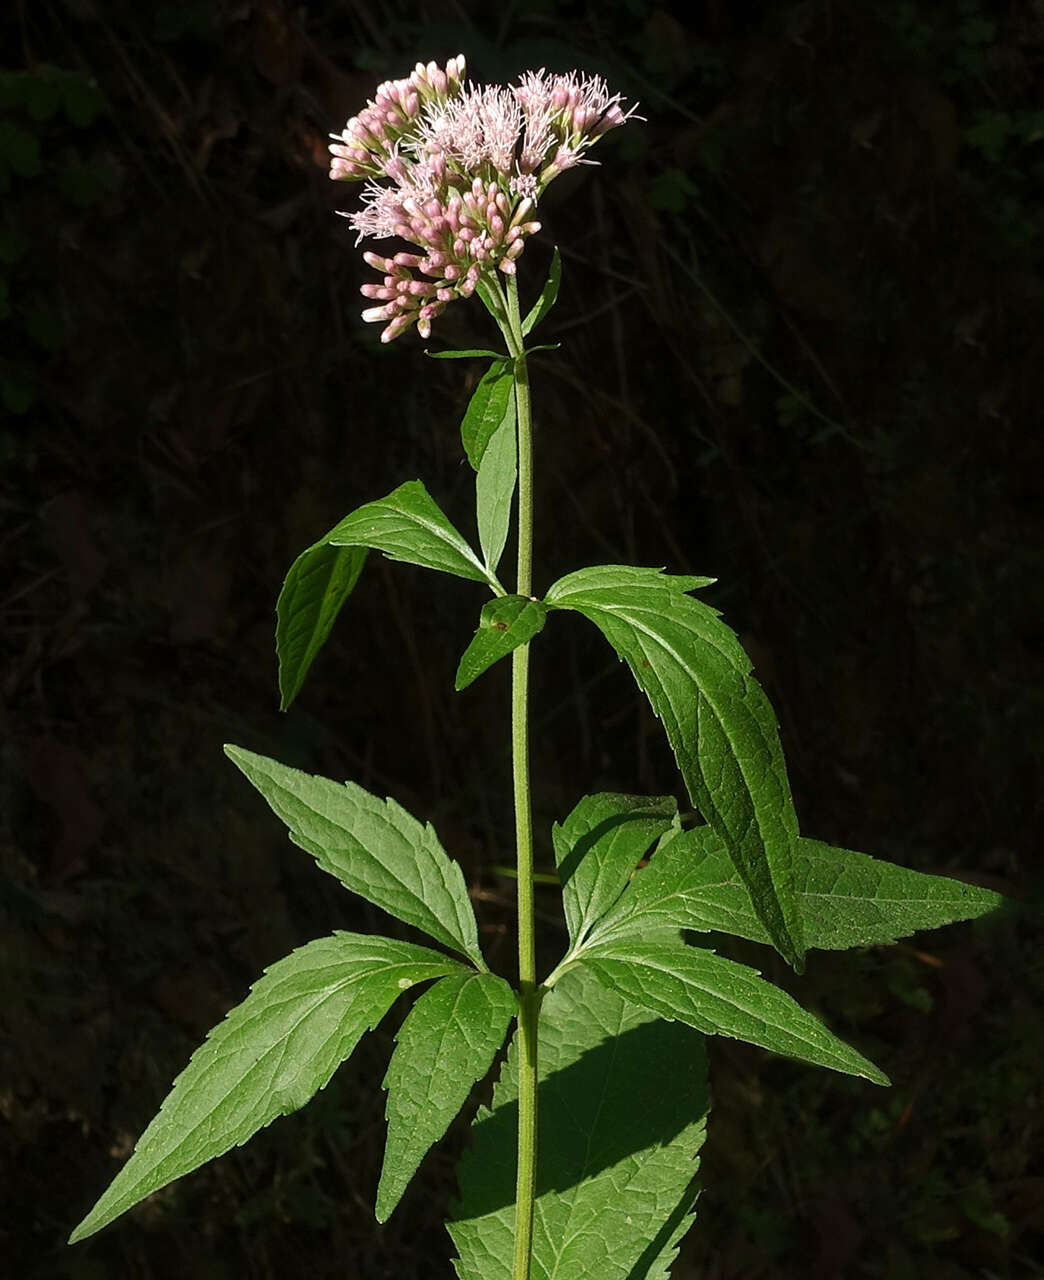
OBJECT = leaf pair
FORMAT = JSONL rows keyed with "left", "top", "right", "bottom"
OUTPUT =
{"left": 69, "top": 749, "right": 516, "bottom": 1242}
{"left": 276, "top": 479, "right": 498, "bottom": 710}
{"left": 548, "top": 792, "right": 887, "bottom": 1084}
{"left": 450, "top": 784, "right": 1005, "bottom": 1279}
{"left": 547, "top": 790, "right": 1002, "bottom": 1085}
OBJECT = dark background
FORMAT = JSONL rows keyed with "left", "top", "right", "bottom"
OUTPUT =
{"left": 2, "top": 1, "right": 1042, "bottom": 1276}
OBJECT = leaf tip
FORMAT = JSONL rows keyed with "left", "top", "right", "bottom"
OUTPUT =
{"left": 277, "top": 676, "right": 297, "bottom": 712}
{"left": 223, "top": 743, "right": 255, "bottom": 773}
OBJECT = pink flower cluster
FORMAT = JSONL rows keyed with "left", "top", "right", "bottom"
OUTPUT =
{"left": 329, "top": 56, "right": 638, "bottom": 342}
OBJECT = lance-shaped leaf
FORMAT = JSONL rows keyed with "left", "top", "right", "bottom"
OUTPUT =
{"left": 276, "top": 544, "right": 367, "bottom": 710}
{"left": 69, "top": 933, "right": 461, "bottom": 1244}
{"left": 449, "top": 964, "right": 709, "bottom": 1280}
{"left": 577, "top": 939, "right": 888, "bottom": 1085}
{"left": 455, "top": 596, "right": 547, "bottom": 691}
{"left": 225, "top": 746, "right": 485, "bottom": 969}
{"left": 324, "top": 479, "right": 491, "bottom": 583}
{"left": 276, "top": 480, "right": 494, "bottom": 709}
{"left": 426, "top": 348, "right": 506, "bottom": 359}
{"left": 545, "top": 565, "right": 806, "bottom": 972}
{"left": 377, "top": 971, "right": 516, "bottom": 1223}
{"left": 551, "top": 792, "right": 677, "bottom": 950}
{"left": 475, "top": 383, "right": 517, "bottom": 574}
{"left": 461, "top": 360, "right": 514, "bottom": 471}
{"left": 591, "top": 827, "right": 1007, "bottom": 951}
{"left": 521, "top": 245, "right": 562, "bottom": 337}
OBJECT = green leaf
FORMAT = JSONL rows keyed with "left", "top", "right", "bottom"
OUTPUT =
{"left": 545, "top": 565, "right": 806, "bottom": 971}
{"left": 377, "top": 971, "right": 516, "bottom": 1223}
{"left": 224, "top": 746, "right": 485, "bottom": 968}
{"left": 275, "top": 543, "right": 366, "bottom": 710}
{"left": 449, "top": 964, "right": 708, "bottom": 1280}
{"left": 549, "top": 563, "right": 716, "bottom": 593}
{"left": 425, "top": 348, "right": 505, "bottom": 359}
{"left": 577, "top": 939, "right": 888, "bottom": 1084}
{"left": 474, "top": 275, "right": 504, "bottom": 323}
{"left": 521, "top": 246, "right": 561, "bottom": 337}
{"left": 475, "top": 381, "right": 516, "bottom": 573}
{"left": 592, "top": 826, "right": 1007, "bottom": 950}
{"left": 325, "top": 479, "right": 491, "bottom": 584}
{"left": 276, "top": 481, "right": 495, "bottom": 707}
{"left": 69, "top": 933, "right": 460, "bottom": 1244}
{"left": 461, "top": 361, "right": 514, "bottom": 471}
{"left": 551, "top": 792, "right": 676, "bottom": 949}
{"left": 455, "top": 596, "right": 547, "bottom": 691}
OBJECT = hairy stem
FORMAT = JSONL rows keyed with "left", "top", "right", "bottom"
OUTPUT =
{"left": 502, "top": 272, "right": 538, "bottom": 1280}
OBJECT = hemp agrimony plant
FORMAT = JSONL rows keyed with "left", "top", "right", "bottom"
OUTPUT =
{"left": 70, "top": 57, "right": 1005, "bottom": 1278}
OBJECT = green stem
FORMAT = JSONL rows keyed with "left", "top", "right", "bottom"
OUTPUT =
{"left": 501, "top": 272, "right": 538, "bottom": 1280}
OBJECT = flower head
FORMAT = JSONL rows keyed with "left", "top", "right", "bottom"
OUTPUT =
{"left": 329, "top": 56, "right": 637, "bottom": 341}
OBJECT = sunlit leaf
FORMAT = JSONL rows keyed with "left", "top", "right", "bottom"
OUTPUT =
{"left": 225, "top": 746, "right": 485, "bottom": 968}
{"left": 69, "top": 934, "right": 461, "bottom": 1244}
{"left": 521, "top": 246, "right": 562, "bottom": 337}
{"left": 425, "top": 348, "right": 506, "bottom": 359}
{"left": 592, "top": 827, "right": 1008, "bottom": 950}
{"left": 551, "top": 792, "right": 676, "bottom": 948}
{"left": 455, "top": 596, "right": 547, "bottom": 691}
{"left": 577, "top": 939, "right": 888, "bottom": 1084}
{"left": 475, "top": 383, "right": 517, "bottom": 573}
{"left": 377, "top": 972, "right": 516, "bottom": 1222}
{"left": 546, "top": 565, "right": 806, "bottom": 971}
{"left": 461, "top": 361, "right": 515, "bottom": 471}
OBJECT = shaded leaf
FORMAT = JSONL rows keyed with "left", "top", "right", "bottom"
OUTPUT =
{"left": 449, "top": 964, "right": 708, "bottom": 1280}
{"left": 551, "top": 792, "right": 676, "bottom": 949}
{"left": 276, "top": 542, "right": 366, "bottom": 710}
{"left": 225, "top": 746, "right": 485, "bottom": 968}
{"left": 69, "top": 933, "right": 460, "bottom": 1244}
{"left": 578, "top": 939, "right": 888, "bottom": 1084}
{"left": 521, "top": 246, "right": 562, "bottom": 337}
{"left": 592, "top": 827, "right": 1007, "bottom": 950}
{"left": 461, "top": 361, "right": 514, "bottom": 471}
{"left": 545, "top": 565, "right": 806, "bottom": 971}
{"left": 455, "top": 596, "right": 547, "bottom": 691}
{"left": 377, "top": 972, "right": 516, "bottom": 1222}
{"left": 475, "top": 385, "right": 517, "bottom": 574}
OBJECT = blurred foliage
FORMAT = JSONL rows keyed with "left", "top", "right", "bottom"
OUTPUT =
{"left": 1, "top": 0, "right": 1041, "bottom": 1277}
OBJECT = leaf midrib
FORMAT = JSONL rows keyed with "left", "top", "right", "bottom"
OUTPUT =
{"left": 333, "top": 500, "right": 490, "bottom": 584}
{"left": 96, "top": 956, "right": 450, "bottom": 1212}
